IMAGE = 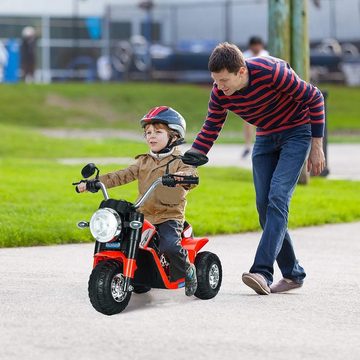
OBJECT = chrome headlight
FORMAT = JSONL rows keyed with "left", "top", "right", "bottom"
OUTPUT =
{"left": 89, "top": 208, "right": 122, "bottom": 243}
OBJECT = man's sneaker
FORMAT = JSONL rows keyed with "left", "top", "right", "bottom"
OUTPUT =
{"left": 242, "top": 272, "right": 270, "bottom": 295}
{"left": 270, "top": 278, "right": 303, "bottom": 293}
{"left": 185, "top": 264, "right": 198, "bottom": 297}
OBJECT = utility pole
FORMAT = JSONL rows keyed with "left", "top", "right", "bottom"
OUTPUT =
{"left": 268, "top": 0, "right": 310, "bottom": 184}
{"left": 292, "top": 0, "right": 310, "bottom": 184}
{"left": 268, "top": 0, "right": 291, "bottom": 62}
{"left": 291, "top": 1, "right": 309, "bottom": 84}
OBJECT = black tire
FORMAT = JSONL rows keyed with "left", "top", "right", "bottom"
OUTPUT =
{"left": 88, "top": 260, "right": 132, "bottom": 315}
{"left": 194, "top": 251, "right": 222, "bottom": 300}
{"left": 133, "top": 285, "right": 151, "bottom": 294}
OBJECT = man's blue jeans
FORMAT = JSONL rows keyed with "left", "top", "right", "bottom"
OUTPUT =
{"left": 250, "top": 124, "right": 312, "bottom": 285}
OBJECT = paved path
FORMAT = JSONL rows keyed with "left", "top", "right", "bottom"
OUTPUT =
{"left": 200, "top": 143, "right": 360, "bottom": 181}
{"left": 0, "top": 222, "right": 359, "bottom": 360}
{"left": 59, "top": 143, "right": 360, "bottom": 181}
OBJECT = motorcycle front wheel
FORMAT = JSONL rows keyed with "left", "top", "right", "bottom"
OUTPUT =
{"left": 88, "top": 260, "right": 132, "bottom": 315}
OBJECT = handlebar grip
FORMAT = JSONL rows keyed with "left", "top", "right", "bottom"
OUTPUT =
{"left": 86, "top": 180, "right": 101, "bottom": 193}
{"left": 162, "top": 174, "right": 199, "bottom": 187}
{"left": 179, "top": 177, "right": 199, "bottom": 185}
{"left": 162, "top": 175, "right": 176, "bottom": 187}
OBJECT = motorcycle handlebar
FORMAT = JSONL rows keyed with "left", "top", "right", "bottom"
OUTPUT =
{"left": 73, "top": 173, "right": 198, "bottom": 210}
{"left": 162, "top": 174, "right": 199, "bottom": 187}
{"left": 72, "top": 179, "right": 102, "bottom": 193}
{"left": 86, "top": 180, "right": 102, "bottom": 193}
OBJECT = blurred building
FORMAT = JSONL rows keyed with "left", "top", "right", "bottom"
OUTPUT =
{"left": 0, "top": 0, "right": 359, "bottom": 83}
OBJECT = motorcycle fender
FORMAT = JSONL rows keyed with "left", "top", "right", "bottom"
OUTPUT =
{"left": 93, "top": 251, "right": 138, "bottom": 278}
{"left": 181, "top": 237, "right": 209, "bottom": 263}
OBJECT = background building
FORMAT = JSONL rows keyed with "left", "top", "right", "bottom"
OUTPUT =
{"left": 0, "top": 0, "right": 359, "bottom": 82}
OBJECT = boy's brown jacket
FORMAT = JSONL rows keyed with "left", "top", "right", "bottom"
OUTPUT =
{"left": 99, "top": 149, "right": 198, "bottom": 225}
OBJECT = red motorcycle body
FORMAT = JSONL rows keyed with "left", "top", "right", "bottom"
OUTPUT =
{"left": 93, "top": 219, "right": 208, "bottom": 289}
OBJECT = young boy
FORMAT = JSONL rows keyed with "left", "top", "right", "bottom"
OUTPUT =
{"left": 77, "top": 106, "right": 198, "bottom": 296}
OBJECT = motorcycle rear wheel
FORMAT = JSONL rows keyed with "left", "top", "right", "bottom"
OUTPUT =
{"left": 88, "top": 260, "right": 132, "bottom": 315}
{"left": 194, "top": 251, "right": 222, "bottom": 300}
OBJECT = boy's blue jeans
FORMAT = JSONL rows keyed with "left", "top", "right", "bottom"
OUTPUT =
{"left": 250, "top": 124, "right": 312, "bottom": 285}
{"left": 157, "top": 220, "right": 188, "bottom": 281}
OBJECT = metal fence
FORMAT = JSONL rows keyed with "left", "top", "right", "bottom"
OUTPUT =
{"left": 0, "top": 15, "right": 130, "bottom": 82}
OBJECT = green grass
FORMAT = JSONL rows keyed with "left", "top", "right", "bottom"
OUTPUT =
{"left": 1, "top": 157, "right": 359, "bottom": 248}
{"left": 0, "top": 83, "right": 359, "bottom": 137}
{"left": 1, "top": 83, "right": 360, "bottom": 247}
{"left": 328, "top": 135, "right": 360, "bottom": 143}
{"left": 0, "top": 83, "right": 210, "bottom": 133}
{"left": 0, "top": 123, "right": 147, "bottom": 158}
{"left": 320, "top": 84, "right": 360, "bottom": 131}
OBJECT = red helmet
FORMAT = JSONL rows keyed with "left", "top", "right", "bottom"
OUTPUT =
{"left": 140, "top": 106, "right": 186, "bottom": 139}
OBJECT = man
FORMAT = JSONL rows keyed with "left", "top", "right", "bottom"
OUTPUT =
{"left": 0, "top": 40, "right": 8, "bottom": 83}
{"left": 242, "top": 36, "right": 270, "bottom": 59}
{"left": 186, "top": 42, "right": 325, "bottom": 295}
{"left": 21, "top": 26, "right": 37, "bottom": 83}
{"left": 242, "top": 36, "right": 270, "bottom": 158}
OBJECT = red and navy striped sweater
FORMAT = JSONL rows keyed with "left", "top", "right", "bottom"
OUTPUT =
{"left": 192, "top": 57, "right": 325, "bottom": 154}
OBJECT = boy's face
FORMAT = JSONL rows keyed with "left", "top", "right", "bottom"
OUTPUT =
{"left": 211, "top": 67, "right": 247, "bottom": 95}
{"left": 144, "top": 124, "right": 170, "bottom": 153}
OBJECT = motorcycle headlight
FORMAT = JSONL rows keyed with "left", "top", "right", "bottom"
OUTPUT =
{"left": 89, "top": 208, "right": 122, "bottom": 243}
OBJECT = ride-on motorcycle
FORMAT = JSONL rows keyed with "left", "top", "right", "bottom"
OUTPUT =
{"left": 72, "top": 153, "right": 222, "bottom": 315}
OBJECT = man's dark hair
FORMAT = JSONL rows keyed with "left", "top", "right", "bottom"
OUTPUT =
{"left": 208, "top": 42, "right": 245, "bottom": 73}
{"left": 248, "top": 36, "right": 264, "bottom": 46}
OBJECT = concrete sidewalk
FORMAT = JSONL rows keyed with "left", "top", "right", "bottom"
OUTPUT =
{"left": 196, "top": 143, "right": 360, "bottom": 181}
{"left": 59, "top": 143, "right": 360, "bottom": 181}
{"left": 0, "top": 222, "right": 359, "bottom": 360}
{"left": 44, "top": 127, "right": 360, "bottom": 180}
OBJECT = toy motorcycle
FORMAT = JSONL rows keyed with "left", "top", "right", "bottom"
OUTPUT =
{"left": 73, "top": 155, "right": 222, "bottom": 315}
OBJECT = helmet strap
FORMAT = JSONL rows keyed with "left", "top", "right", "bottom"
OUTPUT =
{"left": 149, "top": 148, "right": 175, "bottom": 159}
{"left": 153, "top": 137, "right": 185, "bottom": 154}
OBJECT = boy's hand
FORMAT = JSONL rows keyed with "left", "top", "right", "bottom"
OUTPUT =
{"left": 174, "top": 171, "right": 192, "bottom": 177}
{"left": 77, "top": 182, "right": 87, "bottom": 193}
{"left": 173, "top": 172, "right": 195, "bottom": 188}
{"left": 174, "top": 171, "right": 192, "bottom": 180}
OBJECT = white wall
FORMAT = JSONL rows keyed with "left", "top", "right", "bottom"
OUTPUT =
{"left": 0, "top": 0, "right": 229, "bottom": 16}
{"left": 0, "top": 0, "right": 119, "bottom": 16}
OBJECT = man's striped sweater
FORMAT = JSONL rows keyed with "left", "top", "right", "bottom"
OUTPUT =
{"left": 192, "top": 56, "right": 325, "bottom": 154}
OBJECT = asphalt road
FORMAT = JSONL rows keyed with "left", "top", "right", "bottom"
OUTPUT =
{"left": 1, "top": 222, "right": 359, "bottom": 360}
